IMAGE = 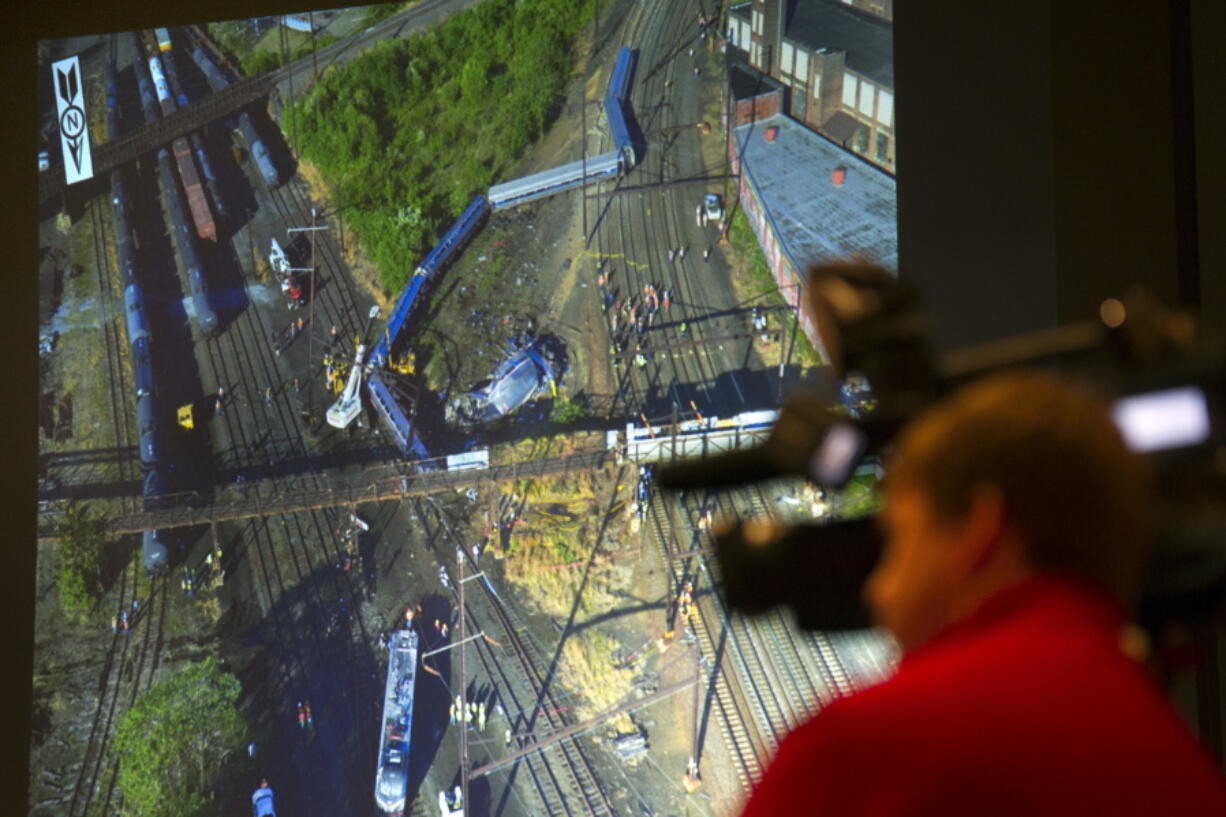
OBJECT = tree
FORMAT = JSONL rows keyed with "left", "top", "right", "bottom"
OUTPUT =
{"left": 56, "top": 502, "right": 104, "bottom": 617}
{"left": 113, "top": 658, "right": 252, "bottom": 817}
{"left": 284, "top": 0, "right": 593, "bottom": 297}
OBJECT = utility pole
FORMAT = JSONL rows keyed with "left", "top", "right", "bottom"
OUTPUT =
{"left": 457, "top": 547, "right": 470, "bottom": 815}
{"left": 582, "top": 69, "right": 588, "bottom": 245}
{"left": 288, "top": 209, "right": 326, "bottom": 415}
{"left": 684, "top": 641, "right": 703, "bottom": 793}
{"left": 309, "top": 11, "right": 318, "bottom": 81}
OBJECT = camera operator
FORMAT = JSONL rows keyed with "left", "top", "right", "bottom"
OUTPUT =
{"left": 739, "top": 371, "right": 1226, "bottom": 816}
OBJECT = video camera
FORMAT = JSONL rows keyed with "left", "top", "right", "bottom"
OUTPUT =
{"left": 656, "top": 263, "right": 1226, "bottom": 632}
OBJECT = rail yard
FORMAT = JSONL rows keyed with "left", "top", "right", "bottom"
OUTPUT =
{"left": 34, "top": 2, "right": 895, "bottom": 816}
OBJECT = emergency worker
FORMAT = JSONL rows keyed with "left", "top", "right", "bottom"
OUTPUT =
{"left": 739, "top": 372, "right": 1226, "bottom": 816}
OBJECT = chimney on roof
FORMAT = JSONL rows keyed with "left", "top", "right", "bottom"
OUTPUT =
{"left": 832, "top": 166, "right": 847, "bottom": 186}
{"left": 765, "top": 125, "right": 779, "bottom": 142}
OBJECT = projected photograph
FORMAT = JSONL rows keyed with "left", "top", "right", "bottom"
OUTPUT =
{"left": 34, "top": 2, "right": 897, "bottom": 815}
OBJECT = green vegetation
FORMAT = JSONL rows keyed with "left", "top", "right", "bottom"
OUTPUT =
{"left": 285, "top": 0, "right": 593, "bottom": 295}
{"left": 495, "top": 472, "right": 637, "bottom": 731}
{"left": 113, "top": 658, "right": 251, "bottom": 817}
{"left": 361, "top": 2, "right": 407, "bottom": 29}
{"left": 550, "top": 396, "right": 587, "bottom": 425}
{"left": 240, "top": 33, "right": 339, "bottom": 76}
{"left": 559, "top": 631, "right": 636, "bottom": 732}
{"left": 729, "top": 205, "right": 774, "bottom": 292}
{"left": 208, "top": 19, "right": 338, "bottom": 77}
{"left": 830, "top": 472, "right": 882, "bottom": 519}
{"left": 207, "top": 20, "right": 258, "bottom": 68}
{"left": 728, "top": 204, "right": 825, "bottom": 367}
{"left": 55, "top": 504, "right": 105, "bottom": 617}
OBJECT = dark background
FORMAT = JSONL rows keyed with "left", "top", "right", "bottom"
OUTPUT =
{"left": 8, "top": 0, "right": 1225, "bottom": 806}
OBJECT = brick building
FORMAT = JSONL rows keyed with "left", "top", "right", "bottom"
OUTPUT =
{"left": 726, "top": 0, "right": 895, "bottom": 172}
{"left": 728, "top": 113, "right": 897, "bottom": 353}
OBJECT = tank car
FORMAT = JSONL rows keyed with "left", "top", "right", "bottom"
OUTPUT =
{"left": 142, "top": 529, "right": 169, "bottom": 574}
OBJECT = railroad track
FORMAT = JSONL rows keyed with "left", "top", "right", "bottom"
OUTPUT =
{"left": 243, "top": 506, "right": 379, "bottom": 814}
{"left": 636, "top": 479, "right": 868, "bottom": 801}
{"left": 410, "top": 496, "right": 575, "bottom": 817}
{"left": 737, "top": 488, "right": 849, "bottom": 710}
{"left": 591, "top": 0, "right": 760, "bottom": 423}
{"left": 417, "top": 497, "right": 617, "bottom": 817}
{"left": 64, "top": 564, "right": 167, "bottom": 817}
{"left": 88, "top": 194, "right": 140, "bottom": 514}
{"left": 644, "top": 494, "right": 767, "bottom": 794}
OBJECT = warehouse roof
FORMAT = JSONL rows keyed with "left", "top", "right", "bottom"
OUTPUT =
{"left": 733, "top": 113, "right": 897, "bottom": 274}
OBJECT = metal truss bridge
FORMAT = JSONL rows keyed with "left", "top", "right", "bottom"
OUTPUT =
{"left": 37, "top": 447, "right": 615, "bottom": 543}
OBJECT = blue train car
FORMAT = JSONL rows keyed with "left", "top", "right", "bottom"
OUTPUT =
{"left": 607, "top": 46, "right": 635, "bottom": 107}
{"left": 415, "top": 194, "right": 489, "bottom": 277}
{"left": 136, "top": 393, "right": 157, "bottom": 436}
{"left": 189, "top": 47, "right": 230, "bottom": 94}
{"left": 187, "top": 47, "right": 280, "bottom": 188}
{"left": 143, "top": 468, "right": 169, "bottom": 510}
{"left": 487, "top": 150, "right": 621, "bottom": 212}
{"left": 187, "top": 267, "right": 218, "bottom": 334}
{"left": 156, "top": 147, "right": 219, "bottom": 335}
{"left": 243, "top": 114, "right": 281, "bottom": 188}
{"left": 604, "top": 48, "right": 639, "bottom": 170}
{"left": 605, "top": 102, "right": 638, "bottom": 169}
{"left": 140, "top": 430, "right": 161, "bottom": 468}
{"left": 132, "top": 337, "right": 155, "bottom": 397}
{"left": 367, "top": 371, "right": 429, "bottom": 459}
{"left": 124, "top": 283, "right": 150, "bottom": 345}
{"left": 372, "top": 273, "right": 430, "bottom": 368}
{"left": 142, "top": 529, "right": 169, "bottom": 574}
{"left": 113, "top": 180, "right": 136, "bottom": 284}
{"left": 136, "top": 68, "right": 161, "bottom": 124}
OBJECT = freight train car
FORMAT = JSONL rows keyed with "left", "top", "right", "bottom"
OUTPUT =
{"left": 159, "top": 42, "right": 229, "bottom": 225}
{"left": 142, "top": 529, "right": 169, "bottom": 573}
{"left": 134, "top": 52, "right": 219, "bottom": 335}
{"left": 110, "top": 53, "right": 172, "bottom": 574}
{"left": 148, "top": 53, "right": 216, "bottom": 241}
{"left": 156, "top": 146, "right": 219, "bottom": 334}
{"left": 187, "top": 46, "right": 281, "bottom": 187}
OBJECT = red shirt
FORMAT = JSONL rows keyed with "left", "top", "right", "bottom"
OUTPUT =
{"left": 739, "top": 575, "right": 1226, "bottom": 816}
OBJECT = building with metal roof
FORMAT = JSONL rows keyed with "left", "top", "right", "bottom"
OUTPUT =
{"left": 729, "top": 112, "right": 897, "bottom": 351}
